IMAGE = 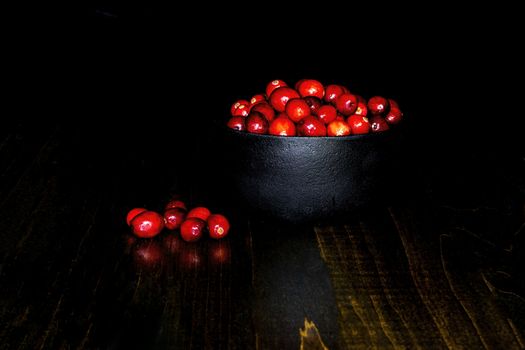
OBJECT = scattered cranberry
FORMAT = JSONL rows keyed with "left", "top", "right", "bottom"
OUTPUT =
{"left": 324, "top": 84, "right": 345, "bottom": 104}
{"left": 180, "top": 218, "right": 206, "bottom": 242}
{"left": 385, "top": 108, "right": 403, "bottom": 125}
{"left": 327, "top": 120, "right": 351, "bottom": 136}
{"left": 250, "top": 94, "right": 266, "bottom": 106}
{"left": 297, "top": 79, "right": 325, "bottom": 99}
{"left": 294, "top": 79, "right": 306, "bottom": 90}
{"left": 336, "top": 93, "right": 358, "bottom": 116}
{"left": 266, "top": 79, "right": 288, "bottom": 97}
{"left": 126, "top": 207, "right": 147, "bottom": 226}
{"left": 285, "top": 98, "right": 311, "bottom": 123}
{"left": 298, "top": 116, "right": 327, "bottom": 137}
{"left": 164, "top": 208, "right": 186, "bottom": 230}
{"left": 269, "top": 87, "right": 300, "bottom": 112}
{"left": 186, "top": 206, "right": 211, "bottom": 221}
{"left": 246, "top": 111, "right": 269, "bottom": 134}
{"left": 230, "top": 100, "right": 251, "bottom": 117}
{"left": 207, "top": 214, "right": 230, "bottom": 240}
{"left": 303, "top": 96, "right": 323, "bottom": 115}
{"left": 368, "top": 96, "right": 389, "bottom": 115}
{"left": 165, "top": 199, "right": 187, "bottom": 211}
{"left": 227, "top": 116, "right": 246, "bottom": 131}
{"left": 317, "top": 105, "right": 337, "bottom": 124}
{"left": 251, "top": 103, "right": 276, "bottom": 122}
{"left": 269, "top": 116, "right": 297, "bottom": 136}
{"left": 335, "top": 114, "right": 345, "bottom": 121}
{"left": 347, "top": 115, "right": 370, "bottom": 135}
{"left": 130, "top": 211, "right": 165, "bottom": 238}
{"left": 370, "top": 115, "right": 390, "bottom": 132}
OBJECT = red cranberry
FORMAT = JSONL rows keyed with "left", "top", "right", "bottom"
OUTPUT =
{"left": 245, "top": 111, "right": 269, "bottom": 134}
{"left": 303, "top": 96, "right": 323, "bottom": 115}
{"left": 296, "top": 79, "right": 325, "bottom": 99}
{"left": 324, "top": 84, "right": 345, "bottom": 104}
{"left": 327, "top": 120, "right": 351, "bottom": 136}
{"left": 187, "top": 206, "right": 211, "bottom": 221}
{"left": 230, "top": 100, "right": 250, "bottom": 117}
{"left": 180, "top": 218, "right": 206, "bottom": 242}
{"left": 316, "top": 105, "right": 337, "bottom": 124}
{"left": 250, "top": 103, "right": 276, "bottom": 122}
{"left": 130, "top": 211, "right": 165, "bottom": 238}
{"left": 354, "top": 95, "right": 368, "bottom": 117}
{"left": 388, "top": 98, "right": 399, "bottom": 109}
{"left": 207, "top": 214, "right": 230, "bottom": 239}
{"left": 368, "top": 96, "right": 389, "bottom": 115}
{"left": 335, "top": 114, "right": 345, "bottom": 121}
{"left": 285, "top": 98, "right": 311, "bottom": 123}
{"left": 265, "top": 79, "right": 288, "bottom": 97}
{"left": 385, "top": 108, "right": 403, "bottom": 125}
{"left": 126, "top": 208, "right": 147, "bottom": 226}
{"left": 347, "top": 115, "right": 370, "bottom": 135}
{"left": 298, "top": 116, "right": 327, "bottom": 137}
{"left": 294, "top": 79, "right": 306, "bottom": 90}
{"left": 269, "top": 116, "right": 297, "bottom": 136}
{"left": 336, "top": 93, "right": 358, "bottom": 116}
{"left": 227, "top": 116, "right": 246, "bottom": 131}
{"left": 165, "top": 199, "right": 187, "bottom": 211}
{"left": 164, "top": 208, "right": 186, "bottom": 230}
{"left": 250, "top": 94, "right": 266, "bottom": 106}
{"left": 269, "top": 87, "right": 300, "bottom": 112}
{"left": 370, "top": 115, "right": 390, "bottom": 132}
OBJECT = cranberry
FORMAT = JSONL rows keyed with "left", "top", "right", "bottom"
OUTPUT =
{"left": 207, "top": 214, "right": 230, "bottom": 239}
{"left": 230, "top": 100, "right": 251, "bottom": 117}
{"left": 298, "top": 116, "right": 327, "bottom": 137}
{"left": 347, "top": 115, "right": 370, "bottom": 135}
{"left": 370, "top": 115, "right": 390, "bottom": 132}
{"left": 265, "top": 79, "right": 288, "bottom": 97}
{"left": 187, "top": 206, "right": 211, "bottom": 221}
{"left": 227, "top": 116, "right": 246, "bottom": 131}
{"left": 269, "top": 116, "right": 297, "bottom": 136}
{"left": 335, "top": 114, "right": 345, "bottom": 121}
{"left": 336, "top": 93, "right": 358, "bottom": 116}
{"left": 316, "top": 105, "right": 337, "bottom": 124}
{"left": 245, "top": 111, "right": 269, "bottom": 134}
{"left": 368, "top": 96, "right": 389, "bottom": 115}
{"left": 130, "top": 211, "right": 165, "bottom": 238}
{"left": 250, "top": 103, "right": 276, "bottom": 122}
{"left": 354, "top": 95, "right": 368, "bottom": 116}
{"left": 165, "top": 199, "right": 187, "bottom": 211}
{"left": 294, "top": 79, "right": 306, "bottom": 90}
{"left": 269, "top": 87, "right": 300, "bottom": 112}
{"left": 303, "top": 96, "right": 323, "bottom": 115}
{"left": 126, "top": 207, "right": 147, "bottom": 226}
{"left": 385, "top": 108, "right": 403, "bottom": 125}
{"left": 296, "top": 79, "right": 325, "bottom": 99}
{"left": 164, "top": 208, "right": 186, "bottom": 230}
{"left": 250, "top": 94, "right": 266, "bottom": 106}
{"left": 180, "top": 218, "right": 206, "bottom": 242}
{"left": 324, "top": 84, "right": 345, "bottom": 104}
{"left": 285, "top": 98, "right": 311, "bottom": 123}
{"left": 327, "top": 120, "right": 351, "bottom": 136}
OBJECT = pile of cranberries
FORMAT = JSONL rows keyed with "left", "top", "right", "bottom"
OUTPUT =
{"left": 227, "top": 79, "right": 403, "bottom": 136}
{"left": 126, "top": 198, "right": 230, "bottom": 243}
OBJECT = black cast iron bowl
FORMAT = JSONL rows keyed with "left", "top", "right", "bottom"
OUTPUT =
{"left": 212, "top": 123, "right": 409, "bottom": 223}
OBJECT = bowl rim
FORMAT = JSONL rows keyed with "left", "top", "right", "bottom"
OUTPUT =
{"left": 219, "top": 123, "right": 403, "bottom": 141}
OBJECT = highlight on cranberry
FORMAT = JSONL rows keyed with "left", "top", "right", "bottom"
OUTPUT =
{"left": 226, "top": 79, "right": 404, "bottom": 136}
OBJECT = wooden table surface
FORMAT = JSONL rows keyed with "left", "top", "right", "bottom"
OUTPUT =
{"left": 1, "top": 121, "right": 524, "bottom": 349}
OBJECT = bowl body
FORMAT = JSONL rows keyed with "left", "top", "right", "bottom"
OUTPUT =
{"left": 216, "top": 126, "right": 407, "bottom": 223}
